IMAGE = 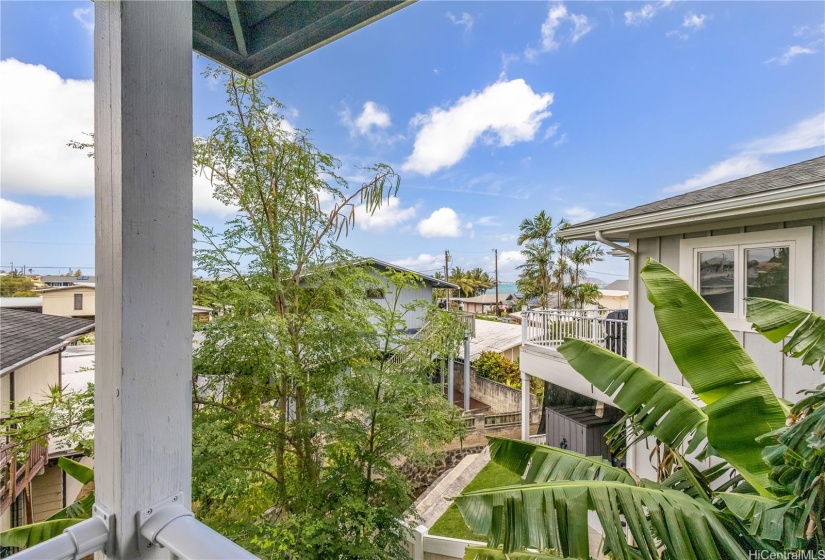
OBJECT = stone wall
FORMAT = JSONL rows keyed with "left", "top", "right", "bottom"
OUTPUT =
{"left": 454, "top": 368, "right": 537, "bottom": 413}
{"left": 403, "top": 445, "right": 487, "bottom": 496}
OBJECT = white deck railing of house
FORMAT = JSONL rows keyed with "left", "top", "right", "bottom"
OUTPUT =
{"left": 521, "top": 308, "right": 628, "bottom": 357}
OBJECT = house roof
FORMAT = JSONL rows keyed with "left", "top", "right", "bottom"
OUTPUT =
{"left": 37, "top": 285, "right": 97, "bottom": 293}
{"left": 604, "top": 279, "right": 628, "bottom": 291}
{"left": 466, "top": 319, "right": 522, "bottom": 362}
{"left": 192, "top": 1, "right": 413, "bottom": 77}
{"left": 1, "top": 309, "right": 95, "bottom": 376}
{"left": 355, "top": 258, "right": 460, "bottom": 290}
{"left": 562, "top": 156, "right": 825, "bottom": 241}
{"left": 453, "top": 293, "right": 518, "bottom": 305}
{"left": 41, "top": 275, "right": 96, "bottom": 284}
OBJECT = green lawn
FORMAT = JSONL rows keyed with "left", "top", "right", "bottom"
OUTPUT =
{"left": 427, "top": 461, "right": 524, "bottom": 541}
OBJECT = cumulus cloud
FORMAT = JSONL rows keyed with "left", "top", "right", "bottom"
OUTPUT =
{"left": 564, "top": 206, "right": 597, "bottom": 222}
{"left": 192, "top": 172, "right": 241, "bottom": 217}
{"left": 391, "top": 253, "right": 443, "bottom": 272}
{"left": 417, "top": 207, "right": 462, "bottom": 238}
{"left": 765, "top": 45, "right": 818, "bottom": 65}
{"left": 525, "top": 3, "right": 592, "bottom": 59}
{"left": 624, "top": 0, "right": 672, "bottom": 25}
{"left": 354, "top": 197, "right": 416, "bottom": 232}
{"left": 73, "top": 7, "right": 94, "bottom": 33}
{"left": 1, "top": 59, "right": 94, "bottom": 197}
{"left": 402, "top": 78, "right": 553, "bottom": 175}
{"left": 340, "top": 101, "right": 392, "bottom": 138}
{"left": 682, "top": 12, "right": 708, "bottom": 30}
{"left": 446, "top": 12, "right": 474, "bottom": 33}
{"left": 664, "top": 113, "right": 825, "bottom": 194}
{"left": 0, "top": 198, "right": 48, "bottom": 230}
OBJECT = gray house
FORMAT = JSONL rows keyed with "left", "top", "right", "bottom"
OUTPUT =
{"left": 518, "top": 156, "right": 825, "bottom": 481}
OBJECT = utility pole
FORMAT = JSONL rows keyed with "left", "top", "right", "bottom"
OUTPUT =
{"left": 494, "top": 249, "right": 500, "bottom": 317}
{"left": 444, "top": 250, "right": 451, "bottom": 309}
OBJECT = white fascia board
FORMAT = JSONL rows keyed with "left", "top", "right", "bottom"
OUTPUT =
{"left": 562, "top": 182, "right": 825, "bottom": 241}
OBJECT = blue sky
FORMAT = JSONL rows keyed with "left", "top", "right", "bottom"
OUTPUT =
{"left": 1, "top": 1, "right": 823, "bottom": 282}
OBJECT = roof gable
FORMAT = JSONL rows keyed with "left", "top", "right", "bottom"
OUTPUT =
{"left": 1, "top": 309, "right": 94, "bottom": 375}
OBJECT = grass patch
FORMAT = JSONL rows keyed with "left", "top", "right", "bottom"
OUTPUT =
{"left": 428, "top": 461, "right": 523, "bottom": 541}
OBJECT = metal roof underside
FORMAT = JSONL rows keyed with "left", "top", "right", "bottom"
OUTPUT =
{"left": 193, "top": 1, "right": 413, "bottom": 77}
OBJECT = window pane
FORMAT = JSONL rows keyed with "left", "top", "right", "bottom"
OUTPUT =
{"left": 698, "top": 250, "right": 735, "bottom": 313}
{"left": 746, "top": 246, "right": 789, "bottom": 303}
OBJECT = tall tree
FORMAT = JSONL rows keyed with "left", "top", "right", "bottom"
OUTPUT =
{"left": 516, "top": 211, "right": 557, "bottom": 309}
{"left": 189, "top": 68, "right": 464, "bottom": 558}
{"left": 568, "top": 242, "right": 605, "bottom": 308}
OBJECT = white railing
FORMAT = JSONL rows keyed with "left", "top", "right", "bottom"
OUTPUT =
{"left": 522, "top": 308, "right": 628, "bottom": 357}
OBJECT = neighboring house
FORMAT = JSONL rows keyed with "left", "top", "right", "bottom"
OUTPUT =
{"left": 465, "top": 319, "right": 522, "bottom": 363}
{"left": 518, "top": 156, "right": 825, "bottom": 481}
{"left": 0, "top": 309, "right": 95, "bottom": 531}
{"left": 0, "top": 297, "right": 43, "bottom": 313}
{"left": 352, "top": 258, "right": 460, "bottom": 333}
{"left": 454, "top": 293, "right": 519, "bottom": 314}
{"left": 40, "top": 275, "right": 96, "bottom": 288}
{"left": 38, "top": 285, "right": 96, "bottom": 319}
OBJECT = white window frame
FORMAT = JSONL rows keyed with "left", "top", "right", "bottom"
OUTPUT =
{"left": 679, "top": 226, "right": 812, "bottom": 332}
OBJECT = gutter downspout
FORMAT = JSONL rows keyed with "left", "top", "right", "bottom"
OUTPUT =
{"left": 594, "top": 230, "right": 638, "bottom": 476}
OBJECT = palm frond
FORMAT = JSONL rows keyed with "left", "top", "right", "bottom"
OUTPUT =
{"left": 746, "top": 298, "right": 825, "bottom": 372}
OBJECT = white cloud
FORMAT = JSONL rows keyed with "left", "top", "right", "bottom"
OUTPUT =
{"left": 446, "top": 12, "right": 474, "bottom": 33}
{"left": 741, "top": 113, "right": 825, "bottom": 155}
{"left": 354, "top": 197, "right": 416, "bottom": 232}
{"left": 391, "top": 253, "right": 443, "bottom": 272}
{"left": 682, "top": 12, "right": 708, "bottom": 30}
{"left": 765, "top": 45, "right": 818, "bottom": 65}
{"left": 340, "top": 101, "right": 392, "bottom": 138}
{"left": 525, "top": 3, "right": 592, "bottom": 59}
{"left": 1, "top": 59, "right": 94, "bottom": 197}
{"left": 73, "top": 7, "right": 94, "bottom": 33}
{"left": 417, "top": 207, "right": 462, "bottom": 238}
{"left": 193, "top": 172, "right": 241, "bottom": 217}
{"left": 553, "top": 132, "right": 568, "bottom": 147}
{"left": 498, "top": 250, "right": 525, "bottom": 267}
{"left": 665, "top": 155, "right": 769, "bottom": 194}
{"left": 402, "top": 78, "right": 553, "bottom": 175}
{"left": 564, "top": 206, "right": 597, "bottom": 222}
{"left": 665, "top": 113, "right": 825, "bottom": 194}
{"left": 0, "top": 198, "right": 48, "bottom": 230}
{"left": 624, "top": 0, "right": 672, "bottom": 25}
{"left": 477, "top": 216, "right": 501, "bottom": 227}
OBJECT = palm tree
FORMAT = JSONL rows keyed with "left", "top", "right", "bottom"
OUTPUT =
{"left": 516, "top": 211, "right": 562, "bottom": 309}
{"left": 568, "top": 242, "right": 604, "bottom": 287}
{"left": 467, "top": 267, "right": 494, "bottom": 296}
{"left": 455, "top": 260, "right": 825, "bottom": 559}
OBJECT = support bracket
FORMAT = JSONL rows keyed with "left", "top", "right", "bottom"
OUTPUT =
{"left": 136, "top": 493, "right": 192, "bottom": 553}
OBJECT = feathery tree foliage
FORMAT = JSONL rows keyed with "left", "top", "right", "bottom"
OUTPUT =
{"left": 455, "top": 259, "right": 824, "bottom": 559}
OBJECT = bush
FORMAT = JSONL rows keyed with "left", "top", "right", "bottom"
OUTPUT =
{"left": 474, "top": 351, "right": 520, "bottom": 386}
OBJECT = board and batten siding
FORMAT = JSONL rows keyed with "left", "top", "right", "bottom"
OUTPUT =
{"left": 366, "top": 271, "right": 434, "bottom": 332}
{"left": 630, "top": 215, "right": 824, "bottom": 402}
{"left": 41, "top": 287, "right": 96, "bottom": 318}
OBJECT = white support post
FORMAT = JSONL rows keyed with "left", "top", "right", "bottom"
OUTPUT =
{"left": 95, "top": 2, "right": 193, "bottom": 558}
{"left": 463, "top": 336, "right": 471, "bottom": 411}
{"left": 521, "top": 371, "right": 531, "bottom": 441}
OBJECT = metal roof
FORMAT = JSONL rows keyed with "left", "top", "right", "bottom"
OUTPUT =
{"left": 465, "top": 319, "right": 522, "bottom": 362}
{"left": 0, "top": 309, "right": 95, "bottom": 375}
{"left": 562, "top": 156, "right": 825, "bottom": 240}
{"left": 193, "top": 1, "right": 413, "bottom": 77}
{"left": 359, "top": 258, "right": 459, "bottom": 290}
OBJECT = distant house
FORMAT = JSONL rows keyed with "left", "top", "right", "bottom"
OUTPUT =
{"left": 38, "top": 285, "right": 96, "bottom": 319}
{"left": 597, "top": 280, "right": 629, "bottom": 310}
{"left": 0, "top": 309, "right": 94, "bottom": 531}
{"left": 453, "top": 293, "right": 519, "bottom": 315}
{"left": 40, "top": 275, "right": 96, "bottom": 288}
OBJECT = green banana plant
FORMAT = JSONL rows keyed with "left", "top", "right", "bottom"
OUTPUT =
{"left": 453, "top": 259, "right": 823, "bottom": 558}
{"left": 0, "top": 457, "right": 94, "bottom": 550}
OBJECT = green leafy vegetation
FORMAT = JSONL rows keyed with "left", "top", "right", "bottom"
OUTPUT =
{"left": 454, "top": 259, "right": 824, "bottom": 559}
{"left": 0, "top": 272, "right": 37, "bottom": 297}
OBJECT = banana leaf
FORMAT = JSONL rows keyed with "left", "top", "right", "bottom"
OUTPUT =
{"left": 745, "top": 298, "right": 825, "bottom": 372}
{"left": 56, "top": 456, "right": 94, "bottom": 485}
{"left": 0, "top": 518, "right": 84, "bottom": 549}
{"left": 638, "top": 259, "right": 787, "bottom": 496}
{"left": 455, "top": 480, "right": 748, "bottom": 560}
{"left": 487, "top": 437, "right": 635, "bottom": 486}
{"left": 556, "top": 339, "right": 708, "bottom": 456}
{"left": 716, "top": 493, "right": 799, "bottom": 547}
{"left": 464, "top": 546, "right": 574, "bottom": 559}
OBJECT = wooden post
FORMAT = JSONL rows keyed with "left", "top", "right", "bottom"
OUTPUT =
{"left": 94, "top": 2, "right": 193, "bottom": 557}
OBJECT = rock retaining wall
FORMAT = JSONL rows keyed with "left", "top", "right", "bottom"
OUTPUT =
{"left": 403, "top": 445, "right": 487, "bottom": 496}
